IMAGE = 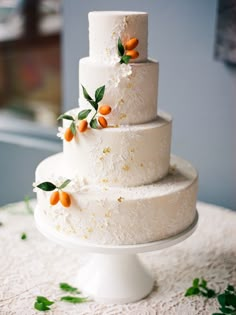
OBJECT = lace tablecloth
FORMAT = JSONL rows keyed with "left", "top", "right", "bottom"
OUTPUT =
{"left": 0, "top": 200, "right": 235, "bottom": 315}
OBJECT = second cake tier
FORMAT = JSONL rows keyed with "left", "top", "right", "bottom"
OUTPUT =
{"left": 62, "top": 111, "right": 172, "bottom": 187}
{"left": 79, "top": 58, "right": 158, "bottom": 125}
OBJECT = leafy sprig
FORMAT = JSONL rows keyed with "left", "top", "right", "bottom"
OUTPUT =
{"left": 118, "top": 37, "right": 131, "bottom": 64}
{"left": 185, "top": 278, "right": 216, "bottom": 298}
{"left": 213, "top": 285, "right": 236, "bottom": 315}
{"left": 36, "top": 179, "right": 71, "bottom": 192}
{"left": 60, "top": 296, "right": 89, "bottom": 303}
{"left": 34, "top": 283, "right": 89, "bottom": 311}
{"left": 59, "top": 283, "right": 81, "bottom": 294}
{"left": 34, "top": 296, "right": 54, "bottom": 311}
{"left": 81, "top": 85, "right": 106, "bottom": 129}
{"left": 57, "top": 114, "right": 77, "bottom": 137}
{"left": 185, "top": 279, "right": 236, "bottom": 315}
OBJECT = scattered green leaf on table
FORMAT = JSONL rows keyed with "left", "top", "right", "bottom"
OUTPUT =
{"left": 21, "top": 233, "right": 27, "bottom": 240}
{"left": 60, "top": 296, "right": 89, "bottom": 303}
{"left": 185, "top": 278, "right": 216, "bottom": 298}
{"left": 59, "top": 283, "right": 80, "bottom": 294}
{"left": 34, "top": 296, "right": 54, "bottom": 311}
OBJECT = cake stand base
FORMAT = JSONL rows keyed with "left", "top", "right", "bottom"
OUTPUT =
{"left": 35, "top": 207, "right": 198, "bottom": 304}
{"left": 77, "top": 253, "right": 153, "bottom": 303}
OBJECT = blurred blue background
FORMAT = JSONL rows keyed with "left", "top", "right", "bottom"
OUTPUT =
{"left": 0, "top": 0, "right": 235, "bottom": 209}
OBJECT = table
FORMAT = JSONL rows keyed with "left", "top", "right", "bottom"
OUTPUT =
{"left": 0, "top": 201, "right": 235, "bottom": 315}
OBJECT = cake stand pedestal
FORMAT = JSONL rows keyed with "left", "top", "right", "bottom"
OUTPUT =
{"left": 35, "top": 207, "right": 198, "bottom": 304}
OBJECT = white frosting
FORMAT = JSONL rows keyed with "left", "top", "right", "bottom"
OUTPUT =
{"left": 35, "top": 154, "right": 198, "bottom": 245}
{"left": 62, "top": 111, "right": 172, "bottom": 187}
{"left": 79, "top": 58, "right": 158, "bottom": 125}
{"left": 89, "top": 11, "right": 148, "bottom": 63}
{"left": 34, "top": 11, "right": 199, "bottom": 246}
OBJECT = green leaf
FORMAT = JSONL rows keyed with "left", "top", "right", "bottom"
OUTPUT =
{"left": 58, "top": 179, "right": 71, "bottom": 190}
{"left": 34, "top": 296, "right": 54, "bottom": 311}
{"left": 218, "top": 294, "right": 226, "bottom": 307}
{"left": 37, "top": 182, "right": 56, "bottom": 191}
{"left": 36, "top": 296, "right": 54, "bottom": 306}
{"left": 211, "top": 313, "right": 224, "bottom": 315}
{"left": 21, "top": 233, "right": 27, "bottom": 240}
{"left": 88, "top": 100, "right": 98, "bottom": 111}
{"left": 57, "top": 114, "right": 74, "bottom": 121}
{"left": 82, "top": 85, "right": 93, "bottom": 101}
{"left": 226, "top": 294, "right": 236, "bottom": 307}
{"left": 70, "top": 122, "right": 76, "bottom": 136}
{"left": 78, "top": 109, "right": 91, "bottom": 120}
{"left": 200, "top": 278, "right": 207, "bottom": 288}
{"left": 95, "top": 85, "right": 105, "bottom": 103}
{"left": 193, "top": 278, "right": 199, "bottom": 288}
{"left": 206, "top": 289, "right": 216, "bottom": 298}
{"left": 59, "top": 283, "right": 80, "bottom": 294}
{"left": 34, "top": 302, "right": 50, "bottom": 311}
{"left": 120, "top": 55, "right": 131, "bottom": 64}
{"left": 219, "top": 306, "right": 235, "bottom": 314}
{"left": 118, "top": 37, "right": 125, "bottom": 57}
{"left": 60, "top": 296, "right": 88, "bottom": 303}
{"left": 227, "top": 285, "right": 235, "bottom": 292}
{"left": 185, "top": 287, "right": 200, "bottom": 296}
{"left": 90, "top": 118, "right": 98, "bottom": 129}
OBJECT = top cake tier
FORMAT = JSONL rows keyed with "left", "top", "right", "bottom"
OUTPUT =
{"left": 89, "top": 11, "right": 148, "bottom": 63}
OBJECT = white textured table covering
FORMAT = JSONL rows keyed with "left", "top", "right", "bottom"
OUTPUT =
{"left": 0, "top": 201, "right": 235, "bottom": 315}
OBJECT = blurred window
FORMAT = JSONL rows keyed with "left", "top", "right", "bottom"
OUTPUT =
{"left": 0, "top": 0, "right": 62, "bottom": 127}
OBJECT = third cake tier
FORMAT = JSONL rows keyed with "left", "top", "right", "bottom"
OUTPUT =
{"left": 62, "top": 110, "right": 172, "bottom": 186}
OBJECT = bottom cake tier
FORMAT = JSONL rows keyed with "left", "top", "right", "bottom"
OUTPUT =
{"left": 35, "top": 154, "right": 198, "bottom": 245}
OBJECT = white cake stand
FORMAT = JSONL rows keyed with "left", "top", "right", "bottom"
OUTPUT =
{"left": 34, "top": 207, "right": 198, "bottom": 304}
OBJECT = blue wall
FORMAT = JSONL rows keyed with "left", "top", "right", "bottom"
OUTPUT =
{"left": 63, "top": 0, "right": 236, "bottom": 210}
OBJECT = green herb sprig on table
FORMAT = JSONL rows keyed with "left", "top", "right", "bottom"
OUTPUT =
{"left": 34, "top": 296, "right": 54, "bottom": 311}
{"left": 185, "top": 279, "right": 236, "bottom": 315}
{"left": 59, "top": 282, "right": 81, "bottom": 294}
{"left": 34, "top": 283, "right": 89, "bottom": 312}
{"left": 60, "top": 296, "right": 89, "bottom": 304}
{"left": 21, "top": 232, "right": 27, "bottom": 240}
{"left": 185, "top": 278, "right": 216, "bottom": 298}
{"left": 213, "top": 285, "right": 236, "bottom": 315}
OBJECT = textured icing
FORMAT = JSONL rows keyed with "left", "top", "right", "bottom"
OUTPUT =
{"left": 34, "top": 10, "right": 199, "bottom": 246}
{"left": 79, "top": 58, "right": 158, "bottom": 125}
{"left": 89, "top": 11, "right": 148, "bottom": 63}
{"left": 62, "top": 111, "right": 172, "bottom": 187}
{"left": 35, "top": 155, "right": 198, "bottom": 245}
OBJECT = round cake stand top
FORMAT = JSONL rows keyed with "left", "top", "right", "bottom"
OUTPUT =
{"left": 34, "top": 207, "right": 198, "bottom": 255}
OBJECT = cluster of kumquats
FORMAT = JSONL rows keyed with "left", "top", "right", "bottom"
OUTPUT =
{"left": 58, "top": 85, "right": 112, "bottom": 142}
{"left": 118, "top": 37, "right": 139, "bottom": 64}
{"left": 36, "top": 179, "right": 72, "bottom": 207}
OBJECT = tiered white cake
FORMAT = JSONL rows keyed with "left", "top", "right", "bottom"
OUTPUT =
{"left": 34, "top": 11, "right": 198, "bottom": 245}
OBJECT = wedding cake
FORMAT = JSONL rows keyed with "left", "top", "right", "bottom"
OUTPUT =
{"left": 34, "top": 11, "right": 198, "bottom": 245}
